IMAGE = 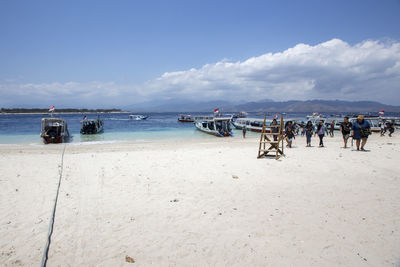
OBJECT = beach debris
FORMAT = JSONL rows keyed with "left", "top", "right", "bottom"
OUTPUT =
{"left": 125, "top": 255, "right": 135, "bottom": 263}
{"left": 232, "top": 175, "right": 239, "bottom": 179}
{"left": 357, "top": 253, "right": 367, "bottom": 261}
{"left": 15, "top": 189, "right": 18, "bottom": 192}
{"left": 170, "top": 199, "right": 179, "bottom": 203}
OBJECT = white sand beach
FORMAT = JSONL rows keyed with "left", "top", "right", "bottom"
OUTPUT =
{"left": 1, "top": 133, "right": 399, "bottom": 266}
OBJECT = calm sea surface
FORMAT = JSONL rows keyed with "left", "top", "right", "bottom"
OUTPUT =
{"left": 0, "top": 112, "right": 398, "bottom": 144}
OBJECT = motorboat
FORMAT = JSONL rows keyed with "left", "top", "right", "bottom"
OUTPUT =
{"left": 195, "top": 117, "right": 233, "bottom": 137}
{"left": 178, "top": 114, "right": 214, "bottom": 122}
{"left": 231, "top": 111, "right": 248, "bottom": 119}
{"left": 80, "top": 118, "right": 104, "bottom": 134}
{"left": 178, "top": 114, "right": 194, "bottom": 122}
{"left": 231, "top": 118, "right": 267, "bottom": 132}
{"left": 129, "top": 114, "right": 148, "bottom": 120}
{"left": 40, "top": 118, "right": 70, "bottom": 144}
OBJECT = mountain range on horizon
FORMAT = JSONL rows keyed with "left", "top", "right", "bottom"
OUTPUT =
{"left": 3, "top": 99, "right": 400, "bottom": 113}
{"left": 127, "top": 99, "right": 400, "bottom": 113}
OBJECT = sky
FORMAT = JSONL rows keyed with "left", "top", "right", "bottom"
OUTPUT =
{"left": 0, "top": 0, "right": 400, "bottom": 108}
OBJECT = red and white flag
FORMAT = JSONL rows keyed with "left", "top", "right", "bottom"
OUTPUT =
{"left": 378, "top": 110, "right": 385, "bottom": 117}
{"left": 48, "top": 105, "right": 55, "bottom": 112}
{"left": 273, "top": 113, "right": 278, "bottom": 119}
{"left": 214, "top": 108, "right": 219, "bottom": 114}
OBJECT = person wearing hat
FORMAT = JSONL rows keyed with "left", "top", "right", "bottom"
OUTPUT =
{"left": 351, "top": 115, "right": 371, "bottom": 151}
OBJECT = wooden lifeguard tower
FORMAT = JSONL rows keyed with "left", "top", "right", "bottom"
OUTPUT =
{"left": 257, "top": 116, "right": 285, "bottom": 160}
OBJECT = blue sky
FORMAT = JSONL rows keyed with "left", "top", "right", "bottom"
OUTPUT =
{"left": 1, "top": 0, "right": 400, "bottom": 108}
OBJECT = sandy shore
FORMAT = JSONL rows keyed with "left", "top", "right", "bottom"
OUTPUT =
{"left": 1, "top": 133, "right": 399, "bottom": 266}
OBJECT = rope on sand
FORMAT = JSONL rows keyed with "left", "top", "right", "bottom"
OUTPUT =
{"left": 40, "top": 144, "right": 67, "bottom": 267}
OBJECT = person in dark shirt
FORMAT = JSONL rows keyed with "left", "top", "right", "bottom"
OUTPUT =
{"left": 329, "top": 121, "right": 335, "bottom": 137}
{"left": 340, "top": 116, "right": 352, "bottom": 148}
{"left": 270, "top": 119, "right": 279, "bottom": 142}
{"left": 316, "top": 120, "right": 326, "bottom": 147}
{"left": 285, "top": 121, "right": 295, "bottom": 148}
{"left": 305, "top": 121, "right": 314, "bottom": 147}
{"left": 387, "top": 120, "right": 395, "bottom": 137}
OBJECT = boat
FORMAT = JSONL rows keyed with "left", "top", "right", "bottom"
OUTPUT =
{"left": 178, "top": 114, "right": 215, "bottom": 122}
{"left": 129, "top": 114, "right": 148, "bottom": 120}
{"left": 232, "top": 118, "right": 268, "bottom": 132}
{"left": 231, "top": 111, "right": 248, "bottom": 119}
{"left": 349, "top": 117, "right": 383, "bottom": 133}
{"left": 178, "top": 114, "right": 194, "bottom": 122}
{"left": 80, "top": 118, "right": 104, "bottom": 134}
{"left": 195, "top": 117, "right": 233, "bottom": 137}
{"left": 40, "top": 118, "right": 70, "bottom": 144}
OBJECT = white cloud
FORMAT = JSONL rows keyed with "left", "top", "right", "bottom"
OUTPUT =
{"left": 1, "top": 38, "right": 400, "bottom": 107}
{"left": 143, "top": 38, "right": 400, "bottom": 104}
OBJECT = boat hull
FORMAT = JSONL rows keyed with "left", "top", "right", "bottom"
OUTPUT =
{"left": 195, "top": 120, "right": 233, "bottom": 137}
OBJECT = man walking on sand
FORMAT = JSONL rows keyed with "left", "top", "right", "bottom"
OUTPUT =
{"left": 340, "top": 116, "right": 352, "bottom": 148}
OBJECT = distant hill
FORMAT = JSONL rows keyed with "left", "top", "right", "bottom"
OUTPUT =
{"left": 228, "top": 100, "right": 400, "bottom": 113}
{"left": 128, "top": 99, "right": 400, "bottom": 113}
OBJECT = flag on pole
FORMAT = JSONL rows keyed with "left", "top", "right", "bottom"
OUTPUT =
{"left": 378, "top": 110, "right": 385, "bottom": 117}
{"left": 49, "top": 105, "right": 55, "bottom": 112}
{"left": 214, "top": 108, "right": 219, "bottom": 114}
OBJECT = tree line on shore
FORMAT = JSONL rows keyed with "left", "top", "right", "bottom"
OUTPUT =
{"left": 0, "top": 108, "right": 123, "bottom": 113}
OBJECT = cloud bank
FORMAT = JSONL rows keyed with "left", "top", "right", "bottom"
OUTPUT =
{"left": 1, "top": 38, "right": 400, "bottom": 108}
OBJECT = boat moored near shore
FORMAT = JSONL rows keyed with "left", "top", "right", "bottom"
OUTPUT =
{"left": 195, "top": 117, "right": 233, "bottom": 137}
{"left": 80, "top": 118, "right": 104, "bottom": 134}
{"left": 40, "top": 118, "right": 70, "bottom": 144}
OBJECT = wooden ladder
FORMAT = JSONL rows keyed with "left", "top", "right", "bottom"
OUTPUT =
{"left": 257, "top": 116, "right": 285, "bottom": 160}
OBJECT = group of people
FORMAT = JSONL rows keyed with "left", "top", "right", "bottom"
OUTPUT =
{"left": 283, "top": 115, "right": 375, "bottom": 151}
{"left": 380, "top": 119, "right": 396, "bottom": 137}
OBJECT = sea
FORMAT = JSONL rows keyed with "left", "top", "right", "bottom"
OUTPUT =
{"left": 0, "top": 112, "right": 398, "bottom": 145}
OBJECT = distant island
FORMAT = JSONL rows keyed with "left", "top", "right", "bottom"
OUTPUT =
{"left": 0, "top": 108, "right": 129, "bottom": 114}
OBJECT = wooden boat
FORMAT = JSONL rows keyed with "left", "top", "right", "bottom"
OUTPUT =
{"left": 231, "top": 111, "right": 248, "bottom": 119}
{"left": 178, "top": 114, "right": 194, "bottom": 122}
{"left": 195, "top": 117, "right": 233, "bottom": 137}
{"left": 80, "top": 118, "right": 104, "bottom": 134}
{"left": 178, "top": 114, "right": 214, "bottom": 122}
{"left": 232, "top": 118, "right": 268, "bottom": 132}
{"left": 40, "top": 118, "right": 70, "bottom": 144}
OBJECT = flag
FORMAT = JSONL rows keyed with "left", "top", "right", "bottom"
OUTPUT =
{"left": 378, "top": 110, "right": 385, "bottom": 117}
{"left": 214, "top": 108, "right": 219, "bottom": 113}
{"left": 49, "top": 105, "right": 55, "bottom": 112}
{"left": 273, "top": 113, "right": 278, "bottom": 119}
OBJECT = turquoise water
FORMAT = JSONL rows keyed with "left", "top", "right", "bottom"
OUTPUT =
{"left": 2, "top": 111, "right": 396, "bottom": 144}
{"left": 0, "top": 113, "right": 260, "bottom": 144}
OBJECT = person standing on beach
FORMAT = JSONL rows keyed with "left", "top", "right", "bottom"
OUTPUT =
{"left": 305, "top": 121, "right": 314, "bottom": 147}
{"left": 340, "top": 116, "right": 352, "bottom": 148}
{"left": 270, "top": 119, "right": 279, "bottom": 141}
{"left": 242, "top": 125, "right": 246, "bottom": 138}
{"left": 285, "top": 121, "right": 295, "bottom": 148}
{"left": 351, "top": 115, "right": 371, "bottom": 151}
{"left": 387, "top": 120, "right": 395, "bottom": 137}
{"left": 316, "top": 120, "right": 326, "bottom": 147}
{"left": 380, "top": 119, "right": 387, "bottom": 136}
{"left": 329, "top": 121, "right": 335, "bottom": 137}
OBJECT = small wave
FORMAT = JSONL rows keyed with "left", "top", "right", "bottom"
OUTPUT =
{"left": 69, "top": 140, "right": 121, "bottom": 146}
